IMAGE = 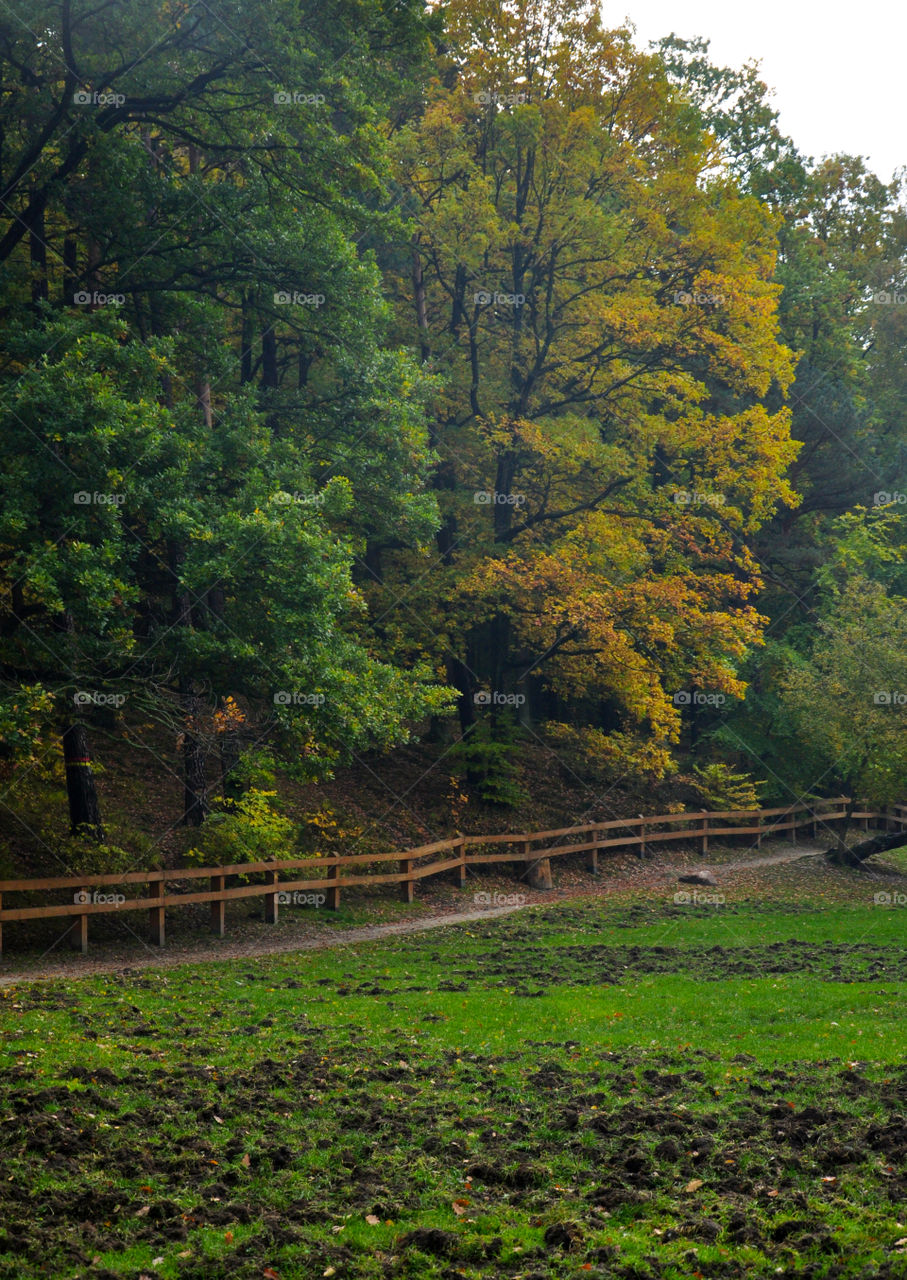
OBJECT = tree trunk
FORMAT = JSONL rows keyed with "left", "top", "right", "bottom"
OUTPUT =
{"left": 240, "top": 291, "right": 254, "bottom": 384}
{"left": 412, "top": 241, "right": 431, "bottom": 364}
{"left": 62, "top": 235, "right": 77, "bottom": 304}
{"left": 180, "top": 680, "right": 209, "bottom": 826}
{"left": 825, "top": 829, "right": 907, "bottom": 866}
{"left": 831, "top": 797, "right": 856, "bottom": 853}
{"left": 447, "top": 657, "right": 476, "bottom": 735}
{"left": 220, "top": 727, "right": 242, "bottom": 803}
{"left": 29, "top": 191, "right": 48, "bottom": 304}
{"left": 262, "top": 326, "right": 278, "bottom": 388}
{"left": 62, "top": 722, "right": 103, "bottom": 839}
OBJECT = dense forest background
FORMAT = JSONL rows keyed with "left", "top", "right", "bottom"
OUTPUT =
{"left": 4, "top": 0, "right": 907, "bottom": 876}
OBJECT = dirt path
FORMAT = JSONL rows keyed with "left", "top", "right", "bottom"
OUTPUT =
{"left": 0, "top": 843, "right": 827, "bottom": 987}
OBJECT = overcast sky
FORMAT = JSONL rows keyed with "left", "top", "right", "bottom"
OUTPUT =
{"left": 613, "top": 1, "right": 906, "bottom": 183}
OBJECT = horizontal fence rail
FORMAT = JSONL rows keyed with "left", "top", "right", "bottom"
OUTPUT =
{"left": 1, "top": 797, "right": 903, "bottom": 957}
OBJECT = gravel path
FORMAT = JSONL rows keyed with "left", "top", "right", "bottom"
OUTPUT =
{"left": 0, "top": 843, "right": 828, "bottom": 987}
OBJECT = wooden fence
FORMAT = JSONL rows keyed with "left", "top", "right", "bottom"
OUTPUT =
{"left": 1, "top": 796, "right": 904, "bottom": 957}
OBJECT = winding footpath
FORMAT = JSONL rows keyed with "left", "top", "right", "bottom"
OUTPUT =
{"left": 0, "top": 843, "right": 833, "bottom": 987}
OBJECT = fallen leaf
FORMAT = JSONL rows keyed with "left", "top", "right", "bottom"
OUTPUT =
{"left": 324, "top": 1270, "right": 337, "bottom": 1278}
{"left": 213, "top": 1115, "right": 224, "bottom": 1124}
{"left": 263, "top": 1270, "right": 280, "bottom": 1279}
{"left": 365, "top": 1214, "right": 380, "bottom": 1226}
{"left": 224, "top": 1231, "right": 234, "bottom": 1243}
{"left": 240, "top": 1154, "right": 251, "bottom": 1168}
{"left": 452, "top": 1198, "right": 471, "bottom": 1215}
{"left": 684, "top": 1179, "right": 703, "bottom": 1193}
{"left": 136, "top": 1205, "right": 151, "bottom": 1218}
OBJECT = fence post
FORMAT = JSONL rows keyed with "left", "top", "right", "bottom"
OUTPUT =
{"left": 700, "top": 816, "right": 709, "bottom": 856}
{"left": 639, "top": 817, "right": 648, "bottom": 859}
{"left": 327, "top": 859, "right": 341, "bottom": 911}
{"left": 69, "top": 887, "right": 89, "bottom": 953}
{"left": 755, "top": 811, "right": 762, "bottom": 849}
{"left": 399, "top": 857, "right": 414, "bottom": 902}
{"left": 790, "top": 809, "right": 797, "bottom": 843}
{"left": 264, "top": 869, "right": 279, "bottom": 923}
{"left": 210, "top": 874, "right": 225, "bottom": 936}
{"left": 526, "top": 838, "right": 553, "bottom": 890}
{"left": 453, "top": 836, "right": 467, "bottom": 888}
{"left": 146, "top": 876, "right": 165, "bottom": 947}
{"left": 587, "top": 828, "right": 600, "bottom": 876}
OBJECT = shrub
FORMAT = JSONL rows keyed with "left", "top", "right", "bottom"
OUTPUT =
{"left": 184, "top": 789, "right": 298, "bottom": 868}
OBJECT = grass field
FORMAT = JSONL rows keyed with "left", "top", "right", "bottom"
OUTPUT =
{"left": 3, "top": 863, "right": 907, "bottom": 1279}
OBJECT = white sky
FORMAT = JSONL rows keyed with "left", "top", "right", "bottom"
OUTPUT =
{"left": 612, "top": 1, "right": 906, "bottom": 183}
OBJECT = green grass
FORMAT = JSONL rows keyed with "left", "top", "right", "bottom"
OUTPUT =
{"left": 3, "top": 884, "right": 907, "bottom": 1278}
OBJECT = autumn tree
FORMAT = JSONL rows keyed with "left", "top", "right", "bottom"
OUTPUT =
{"left": 376, "top": 0, "right": 798, "bottom": 785}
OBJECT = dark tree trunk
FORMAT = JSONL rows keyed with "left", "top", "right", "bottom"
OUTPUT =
{"left": 447, "top": 657, "right": 476, "bottom": 735}
{"left": 363, "top": 540, "right": 383, "bottom": 584}
{"left": 62, "top": 722, "right": 103, "bottom": 839}
{"left": 29, "top": 192, "right": 48, "bottom": 304}
{"left": 412, "top": 242, "right": 431, "bottom": 364}
{"left": 825, "top": 829, "right": 907, "bottom": 866}
{"left": 220, "top": 727, "right": 242, "bottom": 802}
{"left": 262, "top": 326, "right": 278, "bottom": 388}
{"left": 180, "top": 680, "right": 209, "bottom": 826}
{"left": 492, "top": 449, "right": 518, "bottom": 541}
{"left": 195, "top": 377, "right": 212, "bottom": 429}
{"left": 62, "top": 235, "right": 77, "bottom": 304}
{"left": 240, "top": 292, "right": 254, "bottom": 384}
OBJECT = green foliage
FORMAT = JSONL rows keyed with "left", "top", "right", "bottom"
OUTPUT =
{"left": 62, "top": 838, "right": 153, "bottom": 878}
{"left": 184, "top": 790, "right": 298, "bottom": 869}
{"left": 690, "top": 763, "right": 764, "bottom": 812}
{"left": 780, "top": 575, "right": 907, "bottom": 809}
{"left": 450, "top": 718, "right": 528, "bottom": 808}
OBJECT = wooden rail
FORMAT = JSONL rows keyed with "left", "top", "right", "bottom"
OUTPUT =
{"left": 0, "top": 796, "right": 902, "bottom": 957}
